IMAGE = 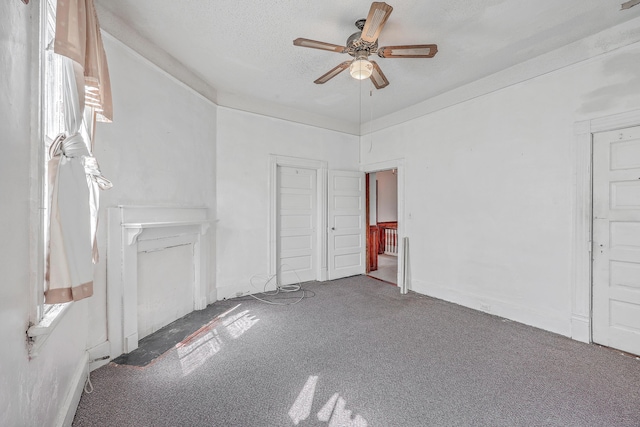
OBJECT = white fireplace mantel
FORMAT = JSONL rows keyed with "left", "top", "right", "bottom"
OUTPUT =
{"left": 123, "top": 220, "right": 211, "bottom": 245}
{"left": 107, "top": 206, "right": 212, "bottom": 357}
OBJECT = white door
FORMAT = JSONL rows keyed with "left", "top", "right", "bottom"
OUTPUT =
{"left": 592, "top": 125, "right": 640, "bottom": 355}
{"left": 328, "top": 170, "right": 366, "bottom": 280}
{"left": 278, "top": 166, "right": 317, "bottom": 285}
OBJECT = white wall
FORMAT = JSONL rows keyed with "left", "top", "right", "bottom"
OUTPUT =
{"left": 1, "top": 8, "right": 218, "bottom": 423}
{"left": 0, "top": 3, "right": 89, "bottom": 425}
{"left": 376, "top": 170, "right": 398, "bottom": 223}
{"left": 90, "top": 35, "right": 218, "bottom": 351}
{"left": 369, "top": 172, "right": 377, "bottom": 224}
{"left": 3, "top": 4, "right": 636, "bottom": 423}
{"left": 216, "top": 108, "right": 359, "bottom": 299}
{"left": 360, "top": 40, "right": 640, "bottom": 337}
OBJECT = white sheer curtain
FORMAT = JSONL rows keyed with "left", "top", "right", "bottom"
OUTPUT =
{"left": 44, "top": 0, "right": 112, "bottom": 304}
{"left": 54, "top": 0, "right": 112, "bottom": 123}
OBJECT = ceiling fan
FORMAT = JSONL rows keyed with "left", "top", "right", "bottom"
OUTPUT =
{"left": 293, "top": 2, "right": 438, "bottom": 89}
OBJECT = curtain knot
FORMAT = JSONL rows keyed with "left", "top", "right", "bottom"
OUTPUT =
{"left": 62, "top": 133, "right": 90, "bottom": 158}
{"left": 49, "top": 132, "right": 90, "bottom": 159}
{"left": 49, "top": 132, "right": 113, "bottom": 190}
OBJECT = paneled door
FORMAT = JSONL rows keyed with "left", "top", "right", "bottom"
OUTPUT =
{"left": 592, "top": 125, "right": 640, "bottom": 355}
{"left": 328, "top": 170, "right": 366, "bottom": 280}
{"left": 277, "top": 166, "right": 317, "bottom": 285}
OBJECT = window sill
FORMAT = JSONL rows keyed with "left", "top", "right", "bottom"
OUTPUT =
{"left": 27, "top": 302, "right": 72, "bottom": 358}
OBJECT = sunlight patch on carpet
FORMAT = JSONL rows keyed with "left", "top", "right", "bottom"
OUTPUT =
{"left": 289, "top": 375, "right": 368, "bottom": 426}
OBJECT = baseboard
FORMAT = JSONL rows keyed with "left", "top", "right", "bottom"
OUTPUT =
{"left": 208, "top": 289, "right": 218, "bottom": 305}
{"left": 216, "top": 283, "right": 251, "bottom": 301}
{"left": 411, "top": 279, "right": 571, "bottom": 338}
{"left": 571, "top": 315, "right": 590, "bottom": 343}
{"left": 88, "top": 341, "right": 111, "bottom": 371}
{"left": 56, "top": 351, "right": 89, "bottom": 427}
{"left": 195, "top": 296, "right": 209, "bottom": 310}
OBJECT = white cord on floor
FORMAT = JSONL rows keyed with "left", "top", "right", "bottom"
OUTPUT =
{"left": 84, "top": 356, "right": 110, "bottom": 394}
{"left": 247, "top": 265, "right": 309, "bottom": 305}
{"left": 84, "top": 371, "right": 94, "bottom": 394}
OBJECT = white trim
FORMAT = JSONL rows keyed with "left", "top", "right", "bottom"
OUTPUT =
{"left": 98, "top": 0, "right": 640, "bottom": 138}
{"left": 27, "top": 302, "right": 72, "bottom": 337}
{"left": 218, "top": 95, "right": 360, "bottom": 136}
{"left": 572, "top": 108, "right": 640, "bottom": 343}
{"left": 107, "top": 206, "right": 211, "bottom": 357}
{"left": 318, "top": 167, "right": 329, "bottom": 281}
{"left": 96, "top": 5, "right": 218, "bottom": 105}
{"left": 55, "top": 351, "right": 89, "bottom": 427}
{"left": 209, "top": 287, "right": 218, "bottom": 306}
{"left": 413, "top": 279, "right": 568, "bottom": 336}
{"left": 364, "top": 18, "right": 640, "bottom": 135}
{"left": 589, "top": 109, "right": 640, "bottom": 133}
{"left": 88, "top": 341, "right": 111, "bottom": 372}
{"left": 27, "top": 1, "right": 73, "bottom": 356}
{"left": 27, "top": 302, "right": 72, "bottom": 358}
{"left": 28, "top": 0, "right": 47, "bottom": 325}
{"left": 100, "top": 32, "right": 216, "bottom": 107}
{"left": 360, "top": 159, "right": 406, "bottom": 288}
{"left": 269, "top": 155, "right": 328, "bottom": 282}
{"left": 99, "top": 8, "right": 358, "bottom": 135}
{"left": 572, "top": 123, "right": 593, "bottom": 343}
{"left": 571, "top": 315, "right": 590, "bottom": 343}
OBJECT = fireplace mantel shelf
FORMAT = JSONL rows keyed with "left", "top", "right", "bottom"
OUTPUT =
{"left": 122, "top": 220, "right": 211, "bottom": 245}
{"left": 121, "top": 219, "right": 211, "bottom": 229}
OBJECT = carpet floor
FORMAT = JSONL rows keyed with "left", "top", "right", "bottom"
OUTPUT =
{"left": 73, "top": 276, "right": 640, "bottom": 426}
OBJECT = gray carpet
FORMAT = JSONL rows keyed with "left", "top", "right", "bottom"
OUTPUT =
{"left": 73, "top": 276, "right": 640, "bottom": 426}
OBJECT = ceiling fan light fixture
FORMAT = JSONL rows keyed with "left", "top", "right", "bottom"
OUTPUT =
{"left": 350, "top": 58, "right": 373, "bottom": 80}
{"left": 294, "top": 2, "right": 438, "bottom": 88}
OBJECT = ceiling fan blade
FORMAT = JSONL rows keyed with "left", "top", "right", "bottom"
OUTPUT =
{"left": 377, "top": 44, "right": 438, "bottom": 58}
{"left": 294, "top": 38, "right": 346, "bottom": 53}
{"left": 360, "top": 2, "right": 393, "bottom": 43}
{"left": 369, "top": 61, "right": 389, "bottom": 89}
{"left": 314, "top": 61, "right": 351, "bottom": 84}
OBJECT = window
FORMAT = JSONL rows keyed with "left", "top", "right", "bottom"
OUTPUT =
{"left": 29, "top": 0, "right": 112, "bottom": 349}
{"left": 32, "top": 0, "right": 93, "bottom": 326}
{"left": 27, "top": 0, "right": 67, "bottom": 352}
{"left": 39, "top": 0, "right": 63, "bottom": 321}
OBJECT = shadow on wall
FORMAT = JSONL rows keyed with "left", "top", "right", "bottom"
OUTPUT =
{"left": 578, "top": 52, "right": 640, "bottom": 115}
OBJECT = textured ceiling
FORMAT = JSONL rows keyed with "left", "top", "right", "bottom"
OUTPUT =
{"left": 95, "top": 0, "right": 640, "bottom": 134}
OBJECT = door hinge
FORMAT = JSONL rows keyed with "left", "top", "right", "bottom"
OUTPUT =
{"left": 588, "top": 241, "right": 592, "bottom": 252}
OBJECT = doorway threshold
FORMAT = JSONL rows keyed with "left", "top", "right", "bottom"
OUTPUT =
{"left": 367, "top": 275, "right": 397, "bottom": 286}
{"left": 368, "top": 253, "right": 397, "bottom": 285}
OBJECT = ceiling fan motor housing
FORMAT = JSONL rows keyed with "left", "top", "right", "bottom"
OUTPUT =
{"left": 345, "top": 20, "right": 378, "bottom": 57}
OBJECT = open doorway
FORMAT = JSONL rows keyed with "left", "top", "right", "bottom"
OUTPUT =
{"left": 366, "top": 169, "right": 398, "bottom": 284}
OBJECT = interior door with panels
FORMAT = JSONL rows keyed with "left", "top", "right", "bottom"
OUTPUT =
{"left": 328, "top": 170, "right": 366, "bottom": 280}
{"left": 592, "top": 125, "right": 640, "bottom": 355}
{"left": 278, "top": 166, "right": 317, "bottom": 285}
